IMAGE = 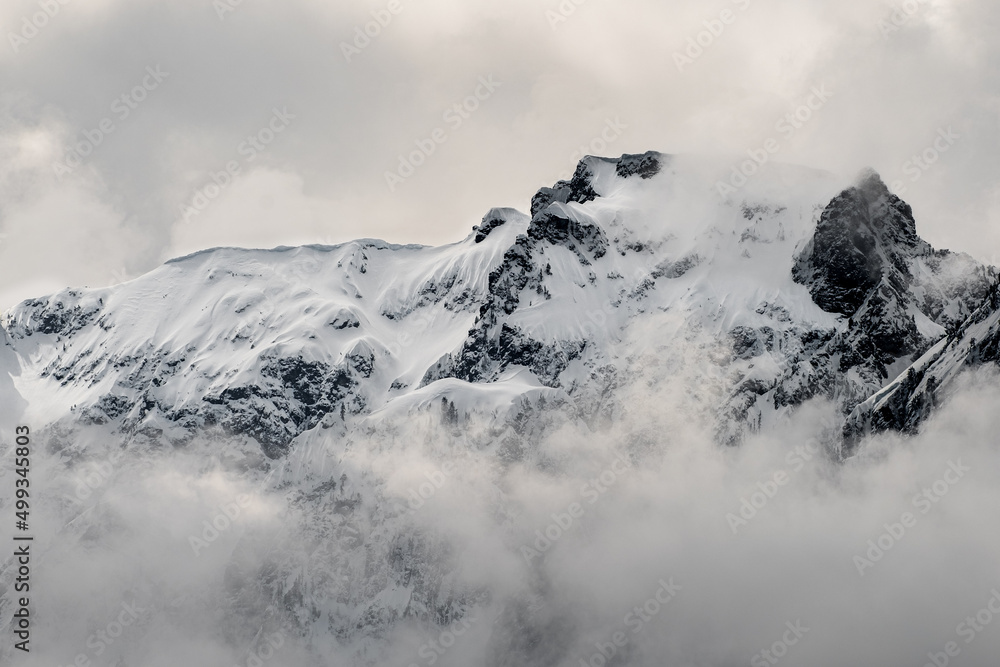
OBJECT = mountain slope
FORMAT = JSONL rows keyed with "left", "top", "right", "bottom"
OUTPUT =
{"left": 2, "top": 154, "right": 994, "bottom": 457}
{"left": 2, "top": 220, "right": 529, "bottom": 456}
{"left": 845, "top": 281, "right": 1000, "bottom": 439}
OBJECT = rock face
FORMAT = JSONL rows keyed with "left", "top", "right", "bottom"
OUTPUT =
{"left": 422, "top": 164, "right": 616, "bottom": 389}
{"left": 794, "top": 170, "right": 925, "bottom": 317}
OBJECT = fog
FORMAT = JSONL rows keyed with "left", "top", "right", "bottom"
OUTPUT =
{"left": 10, "top": 335, "right": 1000, "bottom": 666}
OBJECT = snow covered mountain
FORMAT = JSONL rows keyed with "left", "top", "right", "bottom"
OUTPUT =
{"left": 2, "top": 151, "right": 999, "bottom": 666}
{"left": 1, "top": 153, "right": 994, "bottom": 455}
{"left": 846, "top": 282, "right": 1000, "bottom": 439}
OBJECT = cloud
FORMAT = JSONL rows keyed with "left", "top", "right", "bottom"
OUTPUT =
{"left": 0, "top": 0, "right": 998, "bottom": 309}
{"left": 9, "top": 326, "right": 1000, "bottom": 665}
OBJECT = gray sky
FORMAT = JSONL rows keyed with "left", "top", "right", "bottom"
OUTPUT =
{"left": 1, "top": 0, "right": 998, "bottom": 309}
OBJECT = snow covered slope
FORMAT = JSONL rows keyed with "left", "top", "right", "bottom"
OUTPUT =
{"left": 846, "top": 283, "right": 1000, "bottom": 439}
{"left": 0, "top": 324, "right": 26, "bottom": 430}
{"left": 2, "top": 216, "right": 529, "bottom": 456}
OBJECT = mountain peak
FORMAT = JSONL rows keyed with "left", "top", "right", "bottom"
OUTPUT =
{"left": 855, "top": 166, "right": 888, "bottom": 195}
{"left": 854, "top": 168, "right": 919, "bottom": 243}
{"left": 529, "top": 151, "right": 668, "bottom": 218}
{"left": 792, "top": 169, "right": 927, "bottom": 316}
{"left": 473, "top": 207, "right": 522, "bottom": 243}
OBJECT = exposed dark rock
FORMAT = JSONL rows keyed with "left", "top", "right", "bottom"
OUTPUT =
{"left": 475, "top": 208, "right": 511, "bottom": 243}
{"left": 616, "top": 151, "right": 663, "bottom": 179}
{"left": 527, "top": 213, "right": 608, "bottom": 262}
{"left": 792, "top": 171, "right": 920, "bottom": 316}
{"left": 6, "top": 292, "right": 103, "bottom": 338}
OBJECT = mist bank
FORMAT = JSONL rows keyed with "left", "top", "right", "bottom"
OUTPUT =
{"left": 3, "top": 355, "right": 1000, "bottom": 666}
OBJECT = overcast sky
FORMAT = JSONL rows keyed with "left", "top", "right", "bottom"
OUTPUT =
{"left": 0, "top": 0, "right": 998, "bottom": 309}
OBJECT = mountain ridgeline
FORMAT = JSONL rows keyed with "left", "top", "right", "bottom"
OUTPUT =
{"left": 1, "top": 153, "right": 997, "bottom": 455}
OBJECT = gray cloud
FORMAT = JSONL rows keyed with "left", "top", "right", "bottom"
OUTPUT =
{"left": 16, "top": 342, "right": 1000, "bottom": 665}
{"left": 0, "top": 0, "right": 997, "bottom": 306}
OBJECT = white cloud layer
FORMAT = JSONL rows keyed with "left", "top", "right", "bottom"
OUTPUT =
{"left": 9, "top": 354, "right": 1000, "bottom": 665}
